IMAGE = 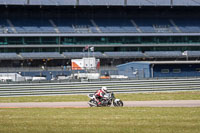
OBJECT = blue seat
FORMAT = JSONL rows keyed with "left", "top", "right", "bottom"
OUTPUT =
{"left": 95, "top": 18, "right": 138, "bottom": 33}
{"left": 0, "top": 17, "right": 199, "bottom": 34}
{"left": 12, "top": 18, "right": 55, "bottom": 33}
{"left": 134, "top": 18, "right": 177, "bottom": 33}
{"left": 174, "top": 19, "right": 200, "bottom": 33}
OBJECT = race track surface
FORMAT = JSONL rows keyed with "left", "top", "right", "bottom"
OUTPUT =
{"left": 0, "top": 100, "right": 200, "bottom": 108}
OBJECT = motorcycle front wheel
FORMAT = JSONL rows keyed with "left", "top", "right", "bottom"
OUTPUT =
{"left": 113, "top": 100, "right": 123, "bottom": 107}
{"left": 89, "top": 99, "right": 97, "bottom": 107}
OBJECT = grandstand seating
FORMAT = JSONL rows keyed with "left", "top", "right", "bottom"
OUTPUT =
{"left": 134, "top": 18, "right": 178, "bottom": 33}
{"left": 95, "top": 18, "right": 138, "bottom": 33}
{"left": 1, "top": 17, "right": 200, "bottom": 34}
{"left": 1, "top": 0, "right": 200, "bottom": 71}
{"left": 53, "top": 18, "right": 96, "bottom": 33}
{"left": 0, "top": 19, "right": 13, "bottom": 34}
{"left": 52, "top": 19, "right": 75, "bottom": 33}
{"left": 11, "top": 18, "right": 55, "bottom": 33}
{"left": 20, "top": 52, "right": 64, "bottom": 59}
{"left": 174, "top": 18, "right": 200, "bottom": 33}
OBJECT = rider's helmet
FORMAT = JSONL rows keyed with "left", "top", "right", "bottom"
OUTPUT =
{"left": 101, "top": 86, "right": 108, "bottom": 93}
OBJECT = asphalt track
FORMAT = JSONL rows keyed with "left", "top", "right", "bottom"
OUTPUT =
{"left": 0, "top": 100, "right": 200, "bottom": 108}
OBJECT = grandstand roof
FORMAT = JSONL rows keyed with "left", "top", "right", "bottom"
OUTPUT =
{"left": 104, "top": 52, "right": 145, "bottom": 58}
{"left": 144, "top": 51, "right": 183, "bottom": 58}
{"left": 0, "top": 51, "right": 200, "bottom": 60}
{"left": 20, "top": 52, "right": 64, "bottom": 59}
{"left": 0, "top": 53, "right": 21, "bottom": 60}
{"left": 2, "top": 33, "right": 200, "bottom": 37}
{"left": 1, "top": 0, "right": 200, "bottom": 7}
{"left": 63, "top": 52, "right": 104, "bottom": 58}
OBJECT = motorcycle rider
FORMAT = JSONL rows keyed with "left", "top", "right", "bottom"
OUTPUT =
{"left": 94, "top": 86, "right": 108, "bottom": 106}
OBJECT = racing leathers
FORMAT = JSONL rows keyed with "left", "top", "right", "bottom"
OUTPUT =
{"left": 94, "top": 89, "right": 106, "bottom": 105}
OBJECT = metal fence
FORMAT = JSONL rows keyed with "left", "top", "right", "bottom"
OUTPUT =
{"left": 0, "top": 66, "right": 117, "bottom": 72}
{"left": 0, "top": 78, "right": 200, "bottom": 97}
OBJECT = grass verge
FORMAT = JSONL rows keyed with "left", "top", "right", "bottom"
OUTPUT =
{"left": 0, "top": 91, "right": 200, "bottom": 103}
{"left": 0, "top": 107, "right": 200, "bottom": 133}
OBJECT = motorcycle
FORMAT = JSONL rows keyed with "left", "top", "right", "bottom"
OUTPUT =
{"left": 88, "top": 92, "right": 123, "bottom": 107}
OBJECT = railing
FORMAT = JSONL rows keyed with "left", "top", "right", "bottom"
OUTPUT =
{"left": 0, "top": 66, "right": 117, "bottom": 72}
{"left": 0, "top": 78, "right": 200, "bottom": 97}
{"left": 0, "top": 67, "right": 65, "bottom": 72}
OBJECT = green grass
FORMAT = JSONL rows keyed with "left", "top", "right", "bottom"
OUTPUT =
{"left": 0, "top": 95, "right": 88, "bottom": 103}
{"left": 0, "top": 107, "right": 200, "bottom": 133}
{"left": 117, "top": 91, "right": 200, "bottom": 101}
{"left": 0, "top": 91, "right": 200, "bottom": 103}
{"left": 0, "top": 92, "right": 199, "bottom": 133}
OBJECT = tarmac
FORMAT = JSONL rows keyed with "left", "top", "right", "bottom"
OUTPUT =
{"left": 0, "top": 100, "right": 200, "bottom": 108}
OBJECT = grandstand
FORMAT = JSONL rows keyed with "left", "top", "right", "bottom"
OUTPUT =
{"left": 0, "top": 0, "right": 200, "bottom": 68}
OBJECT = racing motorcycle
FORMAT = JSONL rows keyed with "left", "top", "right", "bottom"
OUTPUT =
{"left": 88, "top": 92, "right": 123, "bottom": 107}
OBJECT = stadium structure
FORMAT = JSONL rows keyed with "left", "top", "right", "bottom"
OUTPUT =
{"left": 1, "top": 0, "right": 200, "bottom": 78}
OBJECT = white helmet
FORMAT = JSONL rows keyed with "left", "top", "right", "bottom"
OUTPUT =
{"left": 101, "top": 86, "right": 108, "bottom": 93}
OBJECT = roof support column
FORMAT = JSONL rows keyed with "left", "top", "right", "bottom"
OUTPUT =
{"left": 151, "top": 64, "right": 154, "bottom": 78}
{"left": 170, "top": 0, "right": 173, "bottom": 7}
{"left": 76, "top": 0, "right": 79, "bottom": 6}
{"left": 124, "top": 0, "right": 127, "bottom": 6}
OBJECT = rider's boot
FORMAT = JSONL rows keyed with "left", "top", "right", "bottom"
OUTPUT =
{"left": 97, "top": 101, "right": 103, "bottom": 107}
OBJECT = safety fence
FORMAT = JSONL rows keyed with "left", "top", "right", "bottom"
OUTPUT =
{"left": 0, "top": 78, "right": 200, "bottom": 97}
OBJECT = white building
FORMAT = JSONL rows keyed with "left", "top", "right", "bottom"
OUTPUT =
{"left": 0, "top": 73, "right": 25, "bottom": 82}
{"left": 71, "top": 57, "right": 100, "bottom": 70}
